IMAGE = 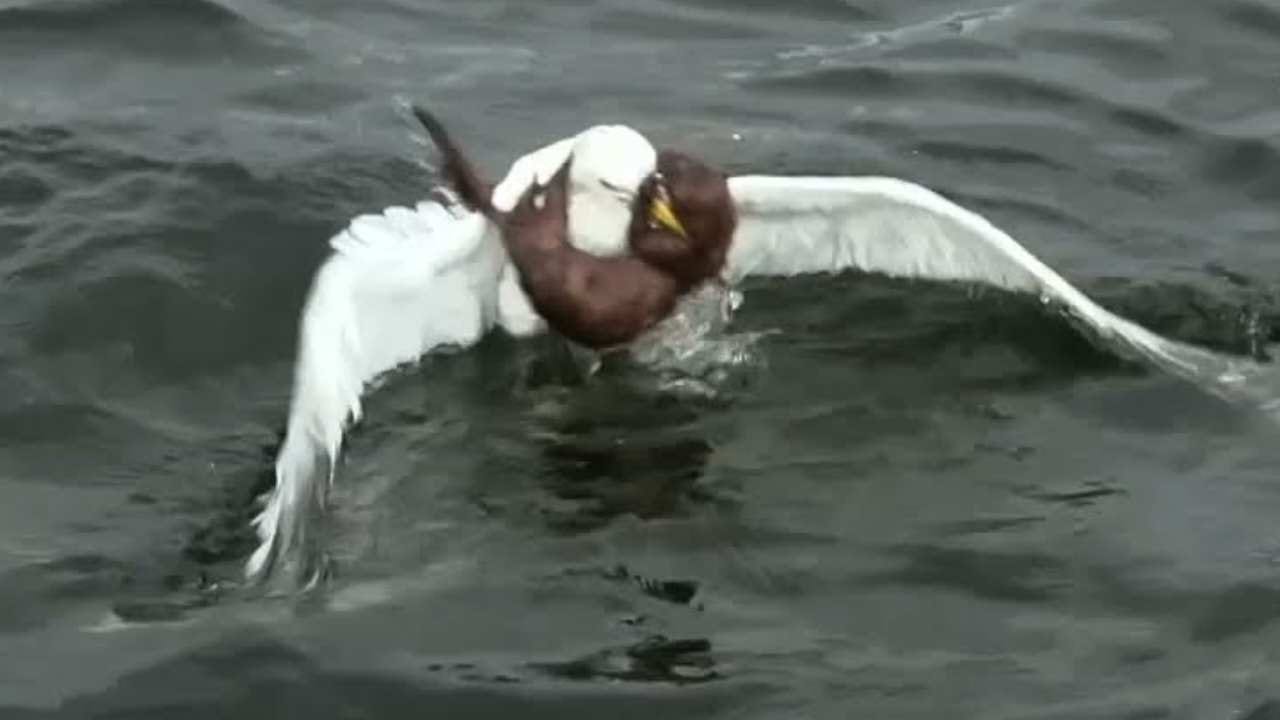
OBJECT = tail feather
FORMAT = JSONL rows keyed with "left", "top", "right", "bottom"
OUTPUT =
{"left": 412, "top": 105, "right": 497, "bottom": 218}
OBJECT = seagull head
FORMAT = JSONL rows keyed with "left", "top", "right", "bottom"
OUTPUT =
{"left": 494, "top": 124, "right": 706, "bottom": 258}
{"left": 564, "top": 124, "right": 656, "bottom": 256}
{"left": 566, "top": 128, "right": 722, "bottom": 260}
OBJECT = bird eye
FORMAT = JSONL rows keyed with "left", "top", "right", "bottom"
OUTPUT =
{"left": 598, "top": 179, "right": 633, "bottom": 204}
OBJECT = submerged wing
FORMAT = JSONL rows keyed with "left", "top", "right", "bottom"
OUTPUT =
{"left": 725, "top": 175, "right": 1280, "bottom": 408}
{"left": 248, "top": 195, "right": 504, "bottom": 584}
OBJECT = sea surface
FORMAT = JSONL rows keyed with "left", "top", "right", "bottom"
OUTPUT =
{"left": 3, "top": 0, "right": 1280, "bottom": 717}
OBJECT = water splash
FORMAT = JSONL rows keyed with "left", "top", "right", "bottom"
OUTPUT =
{"left": 626, "top": 283, "right": 769, "bottom": 394}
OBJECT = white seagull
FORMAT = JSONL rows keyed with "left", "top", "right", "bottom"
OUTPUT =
{"left": 246, "top": 121, "right": 1278, "bottom": 584}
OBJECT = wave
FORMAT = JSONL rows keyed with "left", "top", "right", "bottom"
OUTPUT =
{"left": 1, "top": 124, "right": 430, "bottom": 383}
{"left": 0, "top": 0, "right": 300, "bottom": 62}
{"left": 0, "top": 0, "right": 244, "bottom": 30}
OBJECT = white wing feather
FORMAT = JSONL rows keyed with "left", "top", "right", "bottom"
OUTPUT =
{"left": 726, "top": 175, "right": 1280, "bottom": 407}
{"left": 247, "top": 130, "right": 598, "bottom": 584}
{"left": 247, "top": 197, "right": 503, "bottom": 583}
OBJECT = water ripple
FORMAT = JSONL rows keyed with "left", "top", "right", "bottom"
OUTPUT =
{"left": 0, "top": 0, "right": 301, "bottom": 63}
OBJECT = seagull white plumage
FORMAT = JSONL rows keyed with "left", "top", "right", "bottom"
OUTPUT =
{"left": 248, "top": 123, "right": 1278, "bottom": 584}
{"left": 247, "top": 124, "right": 659, "bottom": 583}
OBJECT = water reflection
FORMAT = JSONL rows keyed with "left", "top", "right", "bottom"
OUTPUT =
{"left": 523, "top": 346, "right": 721, "bottom": 535}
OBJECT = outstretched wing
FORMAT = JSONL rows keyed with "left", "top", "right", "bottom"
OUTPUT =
{"left": 248, "top": 195, "right": 504, "bottom": 584}
{"left": 725, "top": 175, "right": 1280, "bottom": 408}
{"left": 247, "top": 127, "right": 598, "bottom": 584}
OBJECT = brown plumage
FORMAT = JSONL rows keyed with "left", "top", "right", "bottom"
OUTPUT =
{"left": 412, "top": 106, "right": 735, "bottom": 349}
{"left": 498, "top": 162, "right": 683, "bottom": 349}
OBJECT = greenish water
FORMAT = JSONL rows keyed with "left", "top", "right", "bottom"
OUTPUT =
{"left": 3, "top": 0, "right": 1280, "bottom": 716}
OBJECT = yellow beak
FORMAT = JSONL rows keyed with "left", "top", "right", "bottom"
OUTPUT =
{"left": 648, "top": 185, "right": 689, "bottom": 239}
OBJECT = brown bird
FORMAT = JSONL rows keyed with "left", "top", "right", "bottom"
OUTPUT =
{"left": 626, "top": 150, "right": 737, "bottom": 293}
{"left": 414, "top": 105, "right": 735, "bottom": 349}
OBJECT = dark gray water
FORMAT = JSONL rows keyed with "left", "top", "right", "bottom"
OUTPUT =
{"left": 4, "top": 0, "right": 1280, "bottom": 716}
